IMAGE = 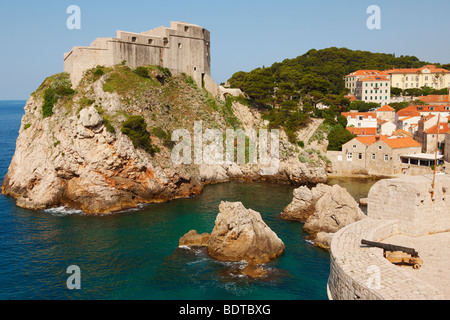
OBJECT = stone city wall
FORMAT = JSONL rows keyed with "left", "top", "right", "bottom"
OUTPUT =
{"left": 328, "top": 218, "right": 444, "bottom": 300}
{"left": 328, "top": 174, "right": 449, "bottom": 300}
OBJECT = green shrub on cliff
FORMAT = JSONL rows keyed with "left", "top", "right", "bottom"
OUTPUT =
{"left": 121, "top": 115, "right": 159, "bottom": 155}
{"left": 41, "top": 73, "right": 75, "bottom": 118}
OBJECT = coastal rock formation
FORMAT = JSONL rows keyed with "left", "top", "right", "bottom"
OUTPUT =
{"left": 207, "top": 201, "right": 285, "bottom": 264}
{"left": 1, "top": 66, "right": 329, "bottom": 214}
{"left": 282, "top": 184, "right": 366, "bottom": 250}
{"left": 281, "top": 183, "right": 331, "bottom": 221}
{"left": 179, "top": 230, "right": 211, "bottom": 247}
{"left": 178, "top": 201, "right": 285, "bottom": 277}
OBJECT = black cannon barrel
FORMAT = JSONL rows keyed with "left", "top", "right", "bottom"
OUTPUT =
{"left": 361, "top": 239, "right": 418, "bottom": 256}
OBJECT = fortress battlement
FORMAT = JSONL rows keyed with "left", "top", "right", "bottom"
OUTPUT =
{"left": 64, "top": 21, "right": 212, "bottom": 90}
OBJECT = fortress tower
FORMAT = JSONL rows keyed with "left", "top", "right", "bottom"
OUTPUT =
{"left": 64, "top": 21, "right": 214, "bottom": 91}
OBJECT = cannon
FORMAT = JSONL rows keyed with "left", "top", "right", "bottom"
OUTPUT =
{"left": 361, "top": 239, "right": 423, "bottom": 269}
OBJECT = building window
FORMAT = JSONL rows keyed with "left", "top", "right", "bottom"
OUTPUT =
{"left": 353, "top": 145, "right": 357, "bottom": 148}
{"left": 378, "top": 146, "right": 382, "bottom": 150}
{"left": 131, "top": 37, "right": 137, "bottom": 42}
{"left": 347, "top": 152, "right": 353, "bottom": 161}
{"left": 178, "top": 43, "right": 182, "bottom": 49}
{"left": 185, "top": 26, "right": 190, "bottom": 32}
{"left": 358, "top": 153, "right": 363, "bottom": 160}
{"left": 163, "top": 38, "right": 169, "bottom": 46}
{"left": 148, "top": 39, "right": 153, "bottom": 44}
{"left": 372, "top": 154, "right": 376, "bottom": 160}
{"left": 384, "top": 154, "right": 389, "bottom": 161}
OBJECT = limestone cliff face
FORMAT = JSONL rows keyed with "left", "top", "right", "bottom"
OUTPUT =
{"left": 2, "top": 65, "right": 328, "bottom": 214}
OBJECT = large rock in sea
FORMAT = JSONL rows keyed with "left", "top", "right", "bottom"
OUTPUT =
{"left": 208, "top": 201, "right": 285, "bottom": 264}
{"left": 280, "top": 183, "right": 330, "bottom": 221}
{"left": 179, "top": 201, "right": 285, "bottom": 266}
{"left": 282, "top": 184, "right": 366, "bottom": 250}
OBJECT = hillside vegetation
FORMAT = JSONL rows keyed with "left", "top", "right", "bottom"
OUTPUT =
{"left": 227, "top": 47, "right": 449, "bottom": 149}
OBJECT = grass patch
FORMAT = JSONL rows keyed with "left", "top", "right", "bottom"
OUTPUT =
{"left": 41, "top": 73, "right": 75, "bottom": 118}
{"left": 103, "top": 65, "right": 160, "bottom": 95}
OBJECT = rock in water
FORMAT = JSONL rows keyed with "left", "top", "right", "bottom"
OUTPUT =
{"left": 282, "top": 184, "right": 366, "bottom": 251}
{"left": 303, "top": 184, "right": 366, "bottom": 235}
{"left": 281, "top": 184, "right": 331, "bottom": 221}
{"left": 207, "top": 201, "right": 285, "bottom": 264}
{"left": 179, "top": 230, "right": 210, "bottom": 247}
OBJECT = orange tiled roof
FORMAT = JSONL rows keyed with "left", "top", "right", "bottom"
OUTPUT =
{"left": 344, "top": 95, "right": 357, "bottom": 102}
{"left": 355, "top": 135, "right": 421, "bottom": 149}
{"left": 392, "top": 129, "right": 412, "bottom": 137}
{"left": 355, "top": 136, "right": 379, "bottom": 146}
{"left": 360, "top": 75, "right": 390, "bottom": 82}
{"left": 397, "top": 106, "right": 421, "bottom": 117}
{"left": 347, "top": 127, "right": 377, "bottom": 136}
{"left": 346, "top": 70, "right": 389, "bottom": 77}
{"left": 377, "top": 105, "right": 395, "bottom": 112}
{"left": 380, "top": 136, "right": 421, "bottom": 149}
{"left": 385, "top": 64, "right": 450, "bottom": 75}
{"left": 418, "top": 95, "right": 449, "bottom": 104}
{"left": 425, "top": 123, "right": 450, "bottom": 134}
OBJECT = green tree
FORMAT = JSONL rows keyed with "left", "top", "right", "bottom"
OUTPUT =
{"left": 327, "top": 124, "right": 355, "bottom": 151}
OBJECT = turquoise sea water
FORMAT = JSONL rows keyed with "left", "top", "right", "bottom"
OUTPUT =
{"left": 0, "top": 101, "right": 375, "bottom": 300}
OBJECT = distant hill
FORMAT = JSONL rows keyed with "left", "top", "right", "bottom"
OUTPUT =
{"left": 227, "top": 47, "right": 448, "bottom": 106}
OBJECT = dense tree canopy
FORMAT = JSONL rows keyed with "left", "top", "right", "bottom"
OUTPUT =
{"left": 228, "top": 47, "right": 435, "bottom": 107}
{"left": 227, "top": 47, "right": 445, "bottom": 147}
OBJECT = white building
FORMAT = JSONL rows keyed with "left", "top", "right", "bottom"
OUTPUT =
{"left": 385, "top": 65, "right": 450, "bottom": 90}
{"left": 342, "top": 110, "right": 377, "bottom": 128}
{"left": 344, "top": 70, "right": 389, "bottom": 95}
{"left": 355, "top": 75, "right": 391, "bottom": 104}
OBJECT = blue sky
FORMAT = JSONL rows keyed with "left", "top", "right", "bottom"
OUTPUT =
{"left": 0, "top": 0, "right": 449, "bottom": 100}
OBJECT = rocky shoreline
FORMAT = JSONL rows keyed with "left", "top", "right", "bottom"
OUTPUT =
{"left": 1, "top": 67, "right": 329, "bottom": 215}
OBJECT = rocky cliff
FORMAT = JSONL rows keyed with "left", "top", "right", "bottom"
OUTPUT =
{"left": 2, "top": 65, "right": 328, "bottom": 214}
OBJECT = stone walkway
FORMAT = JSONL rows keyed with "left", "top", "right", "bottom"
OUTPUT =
{"left": 328, "top": 218, "right": 445, "bottom": 300}
{"left": 382, "top": 232, "right": 450, "bottom": 299}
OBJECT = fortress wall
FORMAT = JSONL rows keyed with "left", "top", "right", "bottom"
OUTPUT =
{"left": 368, "top": 174, "right": 450, "bottom": 236}
{"left": 328, "top": 174, "right": 449, "bottom": 300}
{"left": 64, "top": 21, "right": 212, "bottom": 90}
{"left": 64, "top": 46, "right": 110, "bottom": 87}
{"left": 328, "top": 218, "right": 444, "bottom": 300}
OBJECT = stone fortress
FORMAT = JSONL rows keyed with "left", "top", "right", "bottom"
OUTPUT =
{"left": 328, "top": 174, "right": 450, "bottom": 300}
{"left": 64, "top": 21, "right": 242, "bottom": 99}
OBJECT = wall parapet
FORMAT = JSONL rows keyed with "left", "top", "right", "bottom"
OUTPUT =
{"left": 328, "top": 218, "right": 444, "bottom": 300}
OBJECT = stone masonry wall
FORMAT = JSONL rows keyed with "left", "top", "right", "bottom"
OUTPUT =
{"left": 328, "top": 218, "right": 444, "bottom": 300}
{"left": 328, "top": 174, "right": 449, "bottom": 300}
{"left": 368, "top": 174, "right": 450, "bottom": 236}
